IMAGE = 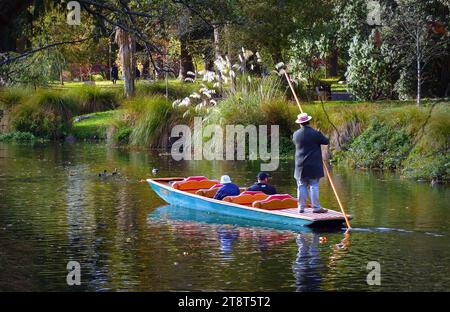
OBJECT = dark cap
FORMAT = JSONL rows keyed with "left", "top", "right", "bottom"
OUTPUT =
{"left": 257, "top": 172, "right": 270, "bottom": 180}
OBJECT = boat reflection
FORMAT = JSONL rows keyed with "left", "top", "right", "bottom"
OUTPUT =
{"left": 148, "top": 204, "right": 300, "bottom": 260}
{"left": 148, "top": 205, "right": 351, "bottom": 288}
{"left": 149, "top": 204, "right": 314, "bottom": 233}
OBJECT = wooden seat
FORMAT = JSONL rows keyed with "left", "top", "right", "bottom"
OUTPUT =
{"left": 252, "top": 194, "right": 299, "bottom": 210}
{"left": 223, "top": 191, "right": 268, "bottom": 205}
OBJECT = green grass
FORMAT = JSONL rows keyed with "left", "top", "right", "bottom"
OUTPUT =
{"left": 71, "top": 110, "right": 119, "bottom": 140}
{"left": 50, "top": 80, "right": 124, "bottom": 89}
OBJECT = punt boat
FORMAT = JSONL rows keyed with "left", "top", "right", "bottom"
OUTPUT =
{"left": 147, "top": 176, "right": 352, "bottom": 229}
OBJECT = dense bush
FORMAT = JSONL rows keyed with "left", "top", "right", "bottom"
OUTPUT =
{"left": 10, "top": 90, "right": 77, "bottom": 139}
{"left": 346, "top": 123, "right": 412, "bottom": 169}
{"left": 403, "top": 151, "right": 449, "bottom": 182}
{"left": 346, "top": 33, "right": 395, "bottom": 101}
{"left": 400, "top": 105, "right": 450, "bottom": 181}
{"left": 0, "top": 131, "right": 38, "bottom": 143}
{"left": 394, "top": 68, "right": 417, "bottom": 101}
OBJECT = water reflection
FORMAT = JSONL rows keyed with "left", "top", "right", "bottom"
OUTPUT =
{"left": 149, "top": 204, "right": 300, "bottom": 260}
{"left": 1, "top": 142, "right": 449, "bottom": 291}
{"left": 217, "top": 226, "right": 239, "bottom": 260}
{"left": 150, "top": 204, "right": 351, "bottom": 291}
{"left": 292, "top": 233, "right": 322, "bottom": 291}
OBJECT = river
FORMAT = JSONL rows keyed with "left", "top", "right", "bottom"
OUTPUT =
{"left": 0, "top": 142, "right": 449, "bottom": 291}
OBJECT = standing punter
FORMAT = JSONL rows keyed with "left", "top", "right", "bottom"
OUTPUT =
{"left": 293, "top": 113, "right": 329, "bottom": 213}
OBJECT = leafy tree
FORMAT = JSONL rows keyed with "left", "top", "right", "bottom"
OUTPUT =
{"left": 346, "top": 32, "right": 395, "bottom": 101}
{"left": 333, "top": 0, "right": 370, "bottom": 61}
{"left": 382, "top": 0, "right": 450, "bottom": 105}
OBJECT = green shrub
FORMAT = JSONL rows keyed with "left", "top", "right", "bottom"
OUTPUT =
{"left": 66, "top": 85, "right": 119, "bottom": 114}
{"left": 400, "top": 104, "right": 450, "bottom": 181}
{"left": 403, "top": 150, "right": 449, "bottom": 182}
{"left": 208, "top": 92, "right": 261, "bottom": 126}
{"left": 346, "top": 123, "right": 412, "bottom": 169}
{"left": 346, "top": 33, "right": 395, "bottom": 101}
{"left": 0, "top": 131, "right": 37, "bottom": 143}
{"left": 10, "top": 90, "right": 77, "bottom": 139}
{"left": 113, "top": 126, "right": 132, "bottom": 144}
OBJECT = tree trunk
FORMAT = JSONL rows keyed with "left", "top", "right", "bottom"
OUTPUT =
{"left": 416, "top": 38, "right": 421, "bottom": 106}
{"left": 178, "top": 36, "right": 195, "bottom": 81}
{"left": 326, "top": 47, "right": 338, "bottom": 78}
{"left": 204, "top": 56, "right": 214, "bottom": 71}
{"left": 130, "top": 34, "right": 136, "bottom": 83}
{"left": 417, "top": 62, "right": 421, "bottom": 106}
{"left": 115, "top": 27, "right": 134, "bottom": 98}
{"left": 224, "top": 23, "right": 233, "bottom": 60}
{"left": 213, "top": 24, "right": 221, "bottom": 60}
{"left": 142, "top": 58, "right": 149, "bottom": 79}
{"left": 108, "top": 39, "right": 112, "bottom": 80}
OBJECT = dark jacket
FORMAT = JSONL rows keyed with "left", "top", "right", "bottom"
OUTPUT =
{"left": 214, "top": 183, "right": 240, "bottom": 200}
{"left": 111, "top": 66, "right": 119, "bottom": 79}
{"left": 246, "top": 183, "right": 277, "bottom": 195}
{"left": 293, "top": 125, "right": 329, "bottom": 180}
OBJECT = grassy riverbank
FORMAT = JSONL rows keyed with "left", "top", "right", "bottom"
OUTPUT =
{"left": 72, "top": 98, "right": 449, "bottom": 182}
{"left": 1, "top": 83, "right": 449, "bottom": 182}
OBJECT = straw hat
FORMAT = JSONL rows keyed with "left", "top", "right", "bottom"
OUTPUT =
{"left": 295, "top": 112, "right": 312, "bottom": 124}
{"left": 220, "top": 175, "right": 232, "bottom": 184}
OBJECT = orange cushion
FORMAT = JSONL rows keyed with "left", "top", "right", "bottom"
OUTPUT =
{"left": 196, "top": 184, "right": 223, "bottom": 198}
{"left": 184, "top": 176, "right": 208, "bottom": 182}
{"left": 252, "top": 194, "right": 299, "bottom": 210}
{"left": 223, "top": 191, "right": 268, "bottom": 205}
{"left": 172, "top": 178, "right": 219, "bottom": 191}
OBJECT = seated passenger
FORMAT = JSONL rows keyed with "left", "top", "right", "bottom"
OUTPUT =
{"left": 246, "top": 172, "right": 277, "bottom": 195}
{"left": 213, "top": 175, "right": 240, "bottom": 200}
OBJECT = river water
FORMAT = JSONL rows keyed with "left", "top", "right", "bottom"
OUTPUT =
{"left": 0, "top": 142, "right": 449, "bottom": 291}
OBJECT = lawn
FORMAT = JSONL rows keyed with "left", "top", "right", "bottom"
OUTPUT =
{"left": 71, "top": 110, "right": 120, "bottom": 140}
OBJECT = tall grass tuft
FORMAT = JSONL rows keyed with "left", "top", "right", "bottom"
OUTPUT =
{"left": 0, "top": 88, "right": 31, "bottom": 109}
{"left": 207, "top": 76, "right": 285, "bottom": 126}
{"left": 123, "top": 96, "right": 174, "bottom": 147}
{"left": 66, "top": 85, "right": 120, "bottom": 114}
{"left": 10, "top": 89, "right": 78, "bottom": 139}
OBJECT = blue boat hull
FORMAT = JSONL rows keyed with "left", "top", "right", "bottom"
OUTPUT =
{"left": 147, "top": 179, "right": 314, "bottom": 228}
{"left": 149, "top": 205, "right": 314, "bottom": 232}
